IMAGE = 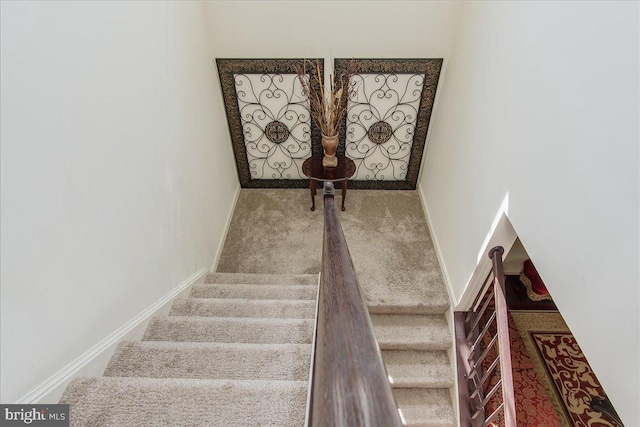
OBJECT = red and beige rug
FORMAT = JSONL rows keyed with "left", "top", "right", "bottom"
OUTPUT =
{"left": 511, "top": 311, "right": 617, "bottom": 427}
{"left": 506, "top": 312, "right": 562, "bottom": 426}
{"left": 480, "top": 310, "right": 561, "bottom": 426}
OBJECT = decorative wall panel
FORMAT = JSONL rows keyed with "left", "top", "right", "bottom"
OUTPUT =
{"left": 234, "top": 73, "right": 309, "bottom": 180}
{"left": 217, "top": 59, "right": 323, "bottom": 188}
{"left": 335, "top": 59, "right": 442, "bottom": 190}
{"left": 218, "top": 58, "right": 441, "bottom": 190}
{"left": 346, "top": 73, "right": 424, "bottom": 181}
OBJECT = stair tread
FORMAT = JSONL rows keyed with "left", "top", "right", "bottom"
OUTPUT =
{"left": 191, "top": 283, "right": 317, "bottom": 300}
{"left": 143, "top": 316, "right": 313, "bottom": 344}
{"left": 205, "top": 272, "right": 318, "bottom": 286}
{"left": 394, "top": 388, "right": 456, "bottom": 427}
{"left": 382, "top": 350, "right": 454, "bottom": 388}
{"left": 105, "top": 341, "right": 311, "bottom": 381}
{"left": 60, "top": 377, "right": 307, "bottom": 427}
{"left": 371, "top": 314, "right": 451, "bottom": 350}
{"left": 169, "top": 298, "right": 316, "bottom": 319}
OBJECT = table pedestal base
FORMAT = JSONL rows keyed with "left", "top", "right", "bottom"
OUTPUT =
{"left": 310, "top": 180, "right": 348, "bottom": 211}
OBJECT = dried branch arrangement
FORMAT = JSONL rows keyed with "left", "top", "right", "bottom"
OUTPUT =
{"left": 298, "top": 59, "right": 356, "bottom": 138}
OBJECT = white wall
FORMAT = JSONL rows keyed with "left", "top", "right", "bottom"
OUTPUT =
{"left": 420, "top": 1, "right": 639, "bottom": 423}
{"left": 0, "top": 1, "right": 238, "bottom": 402}
{"left": 203, "top": 1, "right": 462, "bottom": 62}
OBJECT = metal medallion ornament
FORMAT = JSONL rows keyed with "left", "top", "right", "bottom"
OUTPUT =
{"left": 264, "top": 121, "right": 290, "bottom": 144}
{"left": 368, "top": 121, "right": 393, "bottom": 144}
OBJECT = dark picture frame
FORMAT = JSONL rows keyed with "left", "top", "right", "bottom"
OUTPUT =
{"left": 334, "top": 58, "right": 442, "bottom": 190}
{"left": 216, "top": 58, "right": 324, "bottom": 188}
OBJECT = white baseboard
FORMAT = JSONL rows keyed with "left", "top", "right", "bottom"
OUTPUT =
{"left": 417, "top": 187, "right": 460, "bottom": 426}
{"left": 417, "top": 184, "right": 457, "bottom": 307}
{"left": 17, "top": 268, "right": 208, "bottom": 404}
{"left": 210, "top": 184, "right": 241, "bottom": 273}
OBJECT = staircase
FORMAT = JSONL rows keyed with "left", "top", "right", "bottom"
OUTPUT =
{"left": 59, "top": 272, "right": 455, "bottom": 426}
{"left": 60, "top": 272, "right": 318, "bottom": 427}
{"left": 371, "top": 309, "right": 455, "bottom": 426}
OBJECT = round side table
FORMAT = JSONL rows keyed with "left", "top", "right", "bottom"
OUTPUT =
{"left": 302, "top": 155, "right": 356, "bottom": 211}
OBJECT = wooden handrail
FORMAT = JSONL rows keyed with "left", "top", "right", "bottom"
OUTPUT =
{"left": 309, "top": 182, "right": 402, "bottom": 427}
{"left": 490, "top": 247, "right": 517, "bottom": 427}
{"left": 455, "top": 246, "right": 516, "bottom": 427}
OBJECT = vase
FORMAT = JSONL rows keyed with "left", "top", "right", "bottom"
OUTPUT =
{"left": 321, "top": 133, "right": 339, "bottom": 167}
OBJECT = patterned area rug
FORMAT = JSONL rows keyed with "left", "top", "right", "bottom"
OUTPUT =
{"left": 507, "top": 312, "right": 561, "bottom": 426}
{"left": 511, "top": 311, "right": 617, "bottom": 427}
{"left": 480, "top": 311, "right": 560, "bottom": 426}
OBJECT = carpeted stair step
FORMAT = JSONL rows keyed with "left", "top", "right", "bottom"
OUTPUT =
{"left": 104, "top": 341, "right": 311, "bottom": 381}
{"left": 60, "top": 377, "right": 307, "bottom": 427}
{"left": 143, "top": 316, "right": 314, "bottom": 344}
{"left": 205, "top": 272, "right": 318, "bottom": 286}
{"left": 371, "top": 314, "right": 451, "bottom": 350}
{"left": 382, "top": 350, "right": 453, "bottom": 388}
{"left": 394, "top": 388, "right": 456, "bottom": 427}
{"left": 368, "top": 300, "right": 449, "bottom": 315}
{"left": 190, "top": 283, "right": 317, "bottom": 300}
{"left": 169, "top": 298, "right": 315, "bottom": 318}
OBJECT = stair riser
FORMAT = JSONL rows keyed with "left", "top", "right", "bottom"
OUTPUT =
{"left": 205, "top": 273, "right": 318, "bottom": 286}
{"left": 368, "top": 304, "right": 449, "bottom": 315}
{"left": 391, "top": 380, "right": 454, "bottom": 388}
{"left": 383, "top": 350, "right": 453, "bottom": 389}
{"left": 371, "top": 314, "right": 452, "bottom": 353}
{"left": 191, "top": 284, "right": 317, "bottom": 300}
{"left": 143, "top": 317, "right": 314, "bottom": 344}
{"left": 378, "top": 342, "right": 451, "bottom": 351}
{"left": 393, "top": 388, "right": 456, "bottom": 427}
{"left": 105, "top": 342, "right": 311, "bottom": 381}
{"left": 170, "top": 298, "right": 315, "bottom": 319}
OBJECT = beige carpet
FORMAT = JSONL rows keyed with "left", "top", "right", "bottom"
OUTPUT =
{"left": 218, "top": 189, "right": 449, "bottom": 313}
{"left": 511, "top": 311, "right": 619, "bottom": 427}
{"left": 218, "top": 188, "right": 456, "bottom": 427}
{"left": 60, "top": 273, "right": 317, "bottom": 426}
{"left": 60, "top": 189, "right": 456, "bottom": 426}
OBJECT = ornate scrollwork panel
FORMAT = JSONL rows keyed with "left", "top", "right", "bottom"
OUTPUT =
{"left": 335, "top": 59, "right": 442, "bottom": 190}
{"left": 234, "top": 73, "right": 310, "bottom": 180}
{"left": 217, "top": 59, "right": 323, "bottom": 188}
{"left": 346, "top": 73, "right": 425, "bottom": 181}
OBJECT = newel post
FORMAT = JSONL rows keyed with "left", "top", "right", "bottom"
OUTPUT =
{"left": 323, "top": 181, "right": 335, "bottom": 200}
{"left": 488, "top": 246, "right": 506, "bottom": 292}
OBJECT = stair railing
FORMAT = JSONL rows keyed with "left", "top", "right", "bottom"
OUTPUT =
{"left": 308, "top": 182, "right": 402, "bottom": 427}
{"left": 454, "top": 246, "right": 516, "bottom": 427}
